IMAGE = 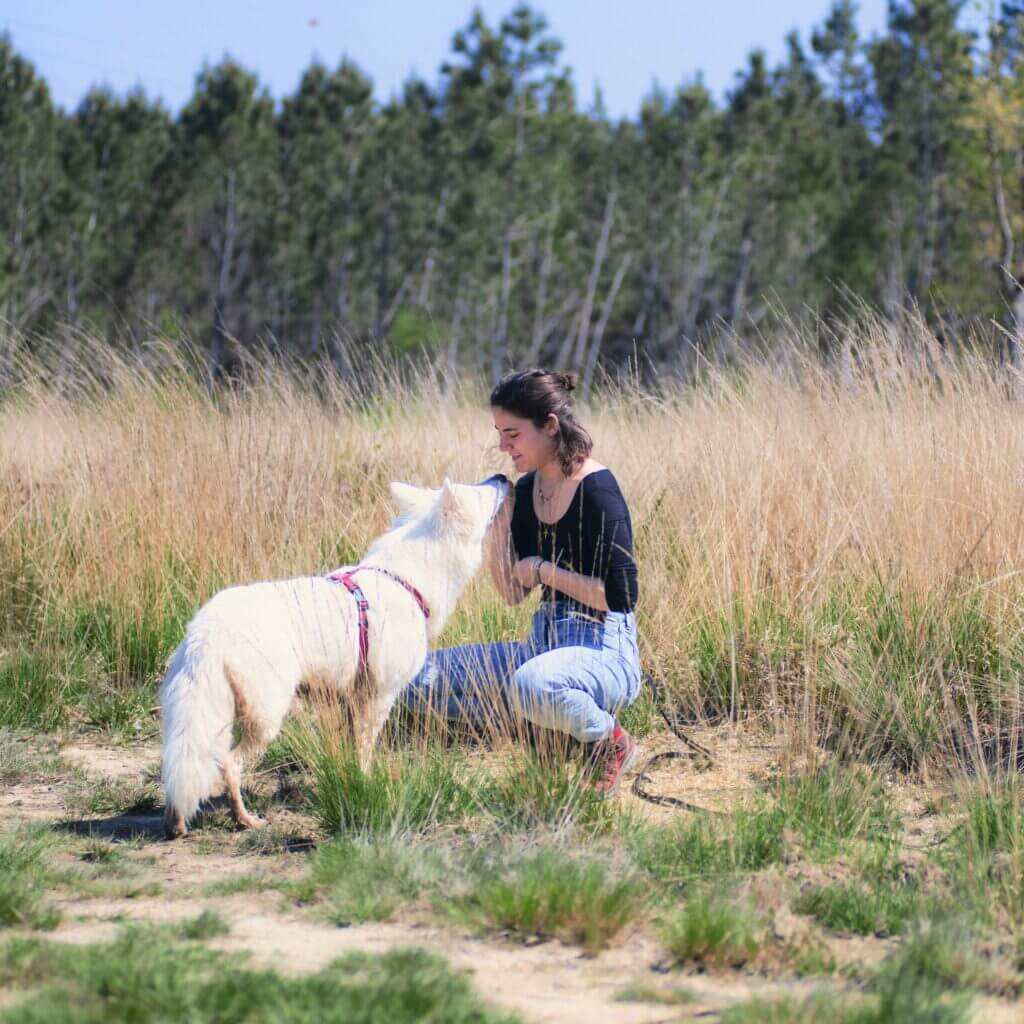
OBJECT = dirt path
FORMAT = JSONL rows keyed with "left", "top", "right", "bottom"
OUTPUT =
{"left": 3, "top": 735, "right": 1019, "bottom": 1024}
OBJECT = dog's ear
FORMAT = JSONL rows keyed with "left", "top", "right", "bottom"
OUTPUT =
{"left": 437, "top": 479, "right": 475, "bottom": 535}
{"left": 389, "top": 482, "right": 435, "bottom": 525}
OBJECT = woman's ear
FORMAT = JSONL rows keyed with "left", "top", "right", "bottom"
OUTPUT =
{"left": 545, "top": 413, "right": 560, "bottom": 437}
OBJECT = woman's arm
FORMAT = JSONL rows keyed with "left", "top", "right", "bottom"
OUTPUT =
{"left": 511, "top": 556, "right": 609, "bottom": 612}
{"left": 487, "top": 493, "right": 531, "bottom": 605}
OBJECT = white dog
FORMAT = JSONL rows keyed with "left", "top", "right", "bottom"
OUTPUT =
{"left": 160, "top": 475, "right": 509, "bottom": 838}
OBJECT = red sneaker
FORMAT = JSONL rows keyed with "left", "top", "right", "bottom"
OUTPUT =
{"left": 588, "top": 724, "right": 638, "bottom": 798}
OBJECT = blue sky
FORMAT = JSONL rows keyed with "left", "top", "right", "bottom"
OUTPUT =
{"left": 0, "top": 1, "right": 963, "bottom": 119}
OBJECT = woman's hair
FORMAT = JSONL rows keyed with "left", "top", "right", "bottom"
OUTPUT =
{"left": 490, "top": 368, "right": 593, "bottom": 475}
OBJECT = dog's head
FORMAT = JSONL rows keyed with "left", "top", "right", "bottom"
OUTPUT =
{"left": 389, "top": 474, "right": 509, "bottom": 536}
{"left": 387, "top": 474, "right": 509, "bottom": 574}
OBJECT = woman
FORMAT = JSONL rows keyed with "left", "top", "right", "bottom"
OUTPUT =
{"left": 404, "top": 368, "right": 641, "bottom": 795}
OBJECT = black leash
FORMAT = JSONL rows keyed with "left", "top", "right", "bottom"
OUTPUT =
{"left": 630, "top": 672, "right": 722, "bottom": 814}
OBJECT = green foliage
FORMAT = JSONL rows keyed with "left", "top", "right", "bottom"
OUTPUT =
{"left": 629, "top": 808, "right": 786, "bottom": 892}
{"left": 771, "top": 761, "right": 898, "bottom": 854}
{"left": 475, "top": 751, "right": 623, "bottom": 834}
{"left": 388, "top": 307, "right": 445, "bottom": 357}
{"left": 0, "top": 2, "right": 1015, "bottom": 373}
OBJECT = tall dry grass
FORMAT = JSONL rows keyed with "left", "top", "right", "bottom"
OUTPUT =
{"left": 2, "top": 320, "right": 1024, "bottom": 770}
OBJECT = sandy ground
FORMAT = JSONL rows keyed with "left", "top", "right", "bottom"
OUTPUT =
{"left": 2, "top": 731, "right": 1020, "bottom": 1023}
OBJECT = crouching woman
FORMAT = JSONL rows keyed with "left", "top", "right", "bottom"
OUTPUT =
{"left": 403, "top": 368, "right": 642, "bottom": 795}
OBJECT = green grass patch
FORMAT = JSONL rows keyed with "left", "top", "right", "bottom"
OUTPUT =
{"left": 0, "top": 648, "right": 90, "bottom": 731}
{"left": 793, "top": 878, "right": 923, "bottom": 936}
{"left": 613, "top": 982, "right": 697, "bottom": 1004}
{"left": 0, "top": 927, "right": 519, "bottom": 1023}
{"left": 474, "top": 752, "right": 625, "bottom": 835}
{"left": 630, "top": 806, "right": 786, "bottom": 892}
{"left": 178, "top": 909, "right": 231, "bottom": 940}
{"left": 63, "top": 776, "right": 162, "bottom": 818}
{"left": 771, "top": 761, "right": 898, "bottom": 854}
{"left": 0, "top": 827, "right": 61, "bottom": 931}
{"left": 721, "top": 995, "right": 871, "bottom": 1023}
{"left": 311, "top": 838, "right": 440, "bottom": 924}
{"left": 455, "top": 849, "right": 645, "bottom": 952}
{"left": 307, "top": 746, "right": 472, "bottom": 836}
{"left": 202, "top": 874, "right": 287, "bottom": 898}
{"left": 660, "top": 894, "right": 761, "bottom": 968}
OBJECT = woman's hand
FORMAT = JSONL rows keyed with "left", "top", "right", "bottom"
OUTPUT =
{"left": 512, "top": 556, "right": 545, "bottom": 589}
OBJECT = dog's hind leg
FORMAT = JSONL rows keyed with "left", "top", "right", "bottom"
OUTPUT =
{"left": 223, "top": 663, "right": 271, "bottom": 830}
{"left": 164, "top": 806, "right": 187, "bottom": 839}
{"left": 355, "top": 692, "right": 398, "bottom": 773}
{"left": 222, "top": 752, "right": 266, "bottom": 830}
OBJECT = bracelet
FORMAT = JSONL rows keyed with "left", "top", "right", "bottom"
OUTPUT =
{"left": 533, "top": 558, "right": 545, "bottom": 588}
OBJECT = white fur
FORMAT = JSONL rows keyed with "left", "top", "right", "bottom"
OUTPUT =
{"left": 159, "top": 477, "right": 506, "bottom": 837}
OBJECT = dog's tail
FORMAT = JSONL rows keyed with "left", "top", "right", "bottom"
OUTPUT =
{"left": 160, "top": 629, "right": 235, "bottom": 836}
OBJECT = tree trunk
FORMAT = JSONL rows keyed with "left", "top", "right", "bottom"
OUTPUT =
{"left": 210, "top": 168, "right": 239, "bottom": 381}
{"left": 526, "top": 207, "right": 557, "bottom": 366}
{"left": 582, "top": 252, "right": 632, "bottom": 392}
{"left": 727, "top": 217, "right": 754, "bottom": 332}
{"left": 562, "top": 189, "right": 616, "bottom": 372}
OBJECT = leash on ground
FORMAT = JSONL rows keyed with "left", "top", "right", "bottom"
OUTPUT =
{"left": 630, "top": 673, "right": 723, "bottom": 815}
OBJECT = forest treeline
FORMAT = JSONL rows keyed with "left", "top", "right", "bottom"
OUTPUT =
{"left": 4, "top": 1, "right": 1024, "bottom": 384}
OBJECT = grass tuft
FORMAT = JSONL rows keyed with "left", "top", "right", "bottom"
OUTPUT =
{"left": 455, "top": 849, "right": 645, "bottom": 953}
{"left": 660, "top": 894, "right": 761, "bottom": 968}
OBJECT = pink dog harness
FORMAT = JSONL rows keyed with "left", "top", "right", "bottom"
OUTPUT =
{"left": 326, "top": 566, "right": 430, "bottom": 677}
{"left": 326, "top": 473, "right": 508, "bottom": 678}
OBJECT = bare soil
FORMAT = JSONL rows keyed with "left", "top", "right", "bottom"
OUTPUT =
{"left": 1, "top": 730, "right": 1019, "bottom": 1024}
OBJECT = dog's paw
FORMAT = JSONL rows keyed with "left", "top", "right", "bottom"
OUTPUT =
{"left": 164, "top": 809, "right": 187, "bottom": 840}
{"left": 238, "top": 812, "right": 268, "bottom": 831}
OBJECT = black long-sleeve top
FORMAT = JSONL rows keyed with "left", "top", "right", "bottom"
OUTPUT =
{"left": 509, "top": 468, "right": 639, "bottom": 613}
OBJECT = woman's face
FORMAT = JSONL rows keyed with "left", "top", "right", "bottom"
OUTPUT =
{"left": 492, "top": 407, "right": 557, "bottom": 474}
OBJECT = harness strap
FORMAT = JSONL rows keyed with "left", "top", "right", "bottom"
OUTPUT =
{"left": 329, "top": 572, "right": 371, "bottom": 675}
{"left": 326, "top": 566, "right": 431, "bottom": 678}
{"left": 348, "top": 566, "right": 430, "bottom": 621}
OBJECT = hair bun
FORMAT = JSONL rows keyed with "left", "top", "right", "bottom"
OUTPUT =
{"left": 557, "top": 372, "right": 577, "bottom": 393}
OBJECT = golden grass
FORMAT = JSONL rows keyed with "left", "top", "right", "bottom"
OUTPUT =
{"left": 3, "top": 322, "right": 1024, "bottom": 768}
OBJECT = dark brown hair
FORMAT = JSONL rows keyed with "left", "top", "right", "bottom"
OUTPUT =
{"left": 490, "top": 368, "right": 593, "bottom": 475}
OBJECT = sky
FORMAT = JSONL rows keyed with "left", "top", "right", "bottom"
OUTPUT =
{"left": 0, "top": 1, "right": 971, "bottom": 120}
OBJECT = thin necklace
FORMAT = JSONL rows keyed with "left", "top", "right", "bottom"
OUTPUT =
{"left": 536, "top": 473, "right": 561, "bottom": 504}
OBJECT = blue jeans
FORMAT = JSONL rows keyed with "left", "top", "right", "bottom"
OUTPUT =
{"left": 402, "top": 601, "right": 642, "bottom": 744}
